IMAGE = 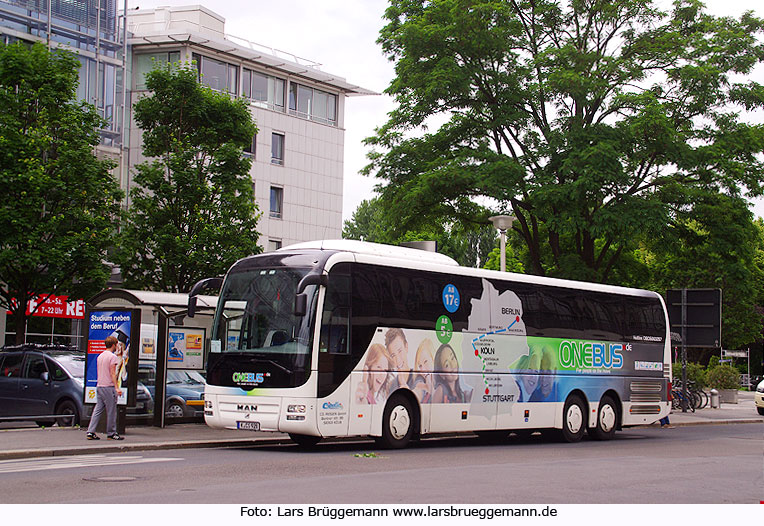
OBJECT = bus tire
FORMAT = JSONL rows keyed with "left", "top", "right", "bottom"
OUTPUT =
{"left": 561, "top": 394, "right": 586, "bottom": 443}
{"left": 380, "top": 394, "right": 414, "bottom": 449}
{"left": 589, "top": 395, "right": 618, "bottom": 441}
{"left": 289, "top": 433, "right": 321, "bottom": 448}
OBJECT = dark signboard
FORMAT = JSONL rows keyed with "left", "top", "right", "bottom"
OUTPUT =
{"left": 666, "top": 289, "right": 722, "bottom": 348}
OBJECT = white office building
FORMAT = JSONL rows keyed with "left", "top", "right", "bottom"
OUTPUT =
{"left": 127, "top": 5, "right": 373, "bottom": 250}
{"left": 0, "top": 2, "right": 373, "bottom": 344}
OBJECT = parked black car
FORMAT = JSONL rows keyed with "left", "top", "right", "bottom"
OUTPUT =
{"left": 0, "top": 344, "right": 89, "bottom": 427}
{"left": 138, "top": 363, "right": 205, "bottom": 418}
{"left": 128, "top": 380, "right": 155, "bottom": 416}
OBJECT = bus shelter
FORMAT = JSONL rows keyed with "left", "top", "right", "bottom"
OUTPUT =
{"left": 87, "top": 289, "right": 217, "bottom": 428}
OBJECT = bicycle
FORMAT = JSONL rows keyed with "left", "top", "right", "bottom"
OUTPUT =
{"left": 671, "top": 381, "right": 696, "bottom": 412}
{"left": 687, "top": 381, "right": 709, "bottom": 409}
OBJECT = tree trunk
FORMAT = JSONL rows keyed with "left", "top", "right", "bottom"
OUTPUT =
{"left": 12, "top": 306, "right": 27, "bottom": 345}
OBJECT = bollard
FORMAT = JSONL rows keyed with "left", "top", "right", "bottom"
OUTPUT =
{"left": 710, "top": 388, "right": 720, "bottom": 408}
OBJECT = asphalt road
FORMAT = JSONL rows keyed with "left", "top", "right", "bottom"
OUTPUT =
{"left": 0, "top": 423, "right": 760, "bottom": 504}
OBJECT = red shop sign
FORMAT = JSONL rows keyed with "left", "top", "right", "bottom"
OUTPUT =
{"left": 7, "top": 295, "right": 86, "bottom": 319}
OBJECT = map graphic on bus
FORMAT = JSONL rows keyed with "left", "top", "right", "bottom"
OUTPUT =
{"left": 352, "top": 277, "right": 631, "bottom": 413}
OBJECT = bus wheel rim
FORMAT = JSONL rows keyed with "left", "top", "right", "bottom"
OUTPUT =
{"left": 567, "top": 405, "right": 583, "bottom": 434}
{"left": 389, "top": 405, "right": 410, "bottom": 440}
{"left": 600, "top": 404, "right": 616, "bottom": 432}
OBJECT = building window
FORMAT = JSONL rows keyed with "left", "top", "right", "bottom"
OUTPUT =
{"left": 192, "top": 53, "right": 238, "bottom": 95}
{"left": 270, "top": 186, "right": 283, "bottom": 219}
{"left": 271, "top": 133, "right": 284, "bottom": 165}
{"left": 242, "top": 68, "right": 285, "bottom": 110}
{"left": 288, "top": 82, "right": 337, "bottom": 125}
{"left": 243, "top": 133, "right": 256, "bottom": 159}
{"left": 268, "top": 239, "right": 282, "bottom": 252}
{"left": 135, "top": 51, "right": 181, "bottom": 90}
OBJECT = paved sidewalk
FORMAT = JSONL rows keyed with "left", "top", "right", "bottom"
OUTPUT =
{"left": 0, "top": 392, "right": 760, "bottom": 460}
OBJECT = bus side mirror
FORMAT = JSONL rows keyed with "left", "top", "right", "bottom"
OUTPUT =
{"left": 296, "top": 273, "right": 328, "bottom": 294}
{"left": 294, "top": 294, "right": 307, "bottom": 317}
{"left": 187, "top": 276, "right": 223, "bottom": 317}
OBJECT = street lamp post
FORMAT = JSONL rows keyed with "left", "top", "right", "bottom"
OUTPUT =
{"left": 489, "top": 215, "right": 515, "bottom": 272}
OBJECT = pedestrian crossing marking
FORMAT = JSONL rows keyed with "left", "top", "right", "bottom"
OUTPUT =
{"left": 0, "top": 454, "right": 180, "bottom": 474}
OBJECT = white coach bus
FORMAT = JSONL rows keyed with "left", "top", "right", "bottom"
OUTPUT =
{"left": 192, "top": 240, "right": 671, "bottom": 448}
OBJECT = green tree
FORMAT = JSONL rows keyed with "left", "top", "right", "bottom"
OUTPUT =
{"left": 116, "top": 62, "right": 261, "bottom": 293}
{"left": 0, "top": 42, "right": 122, "bottom": 344}
{"left": 342, "top": 196, "right": 396, "bottom": 244}
{"left": 366, "top": 0, "right": 764, "bottom": 282}
{"left": 343, "top": 196, "right": 497, "bottom": 266}
{"left": 648, "top": 193, "right": 762, "bottom": 349}
{"left": 483, "top": 246, "right": 525, "bottom": 273}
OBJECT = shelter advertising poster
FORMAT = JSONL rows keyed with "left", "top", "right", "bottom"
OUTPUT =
{"left": 85, "top": 310, "right": 132, "bottom": 406}
{"left": 140, "top": 323, "right": 157, "bottom": 359}
{"left": 168, "top": 327, "right": 205, "bottom": 370}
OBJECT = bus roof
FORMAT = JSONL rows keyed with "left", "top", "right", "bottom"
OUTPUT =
{"left": 277, "top": 239, "right": 661, "bottom": 301}
{"left": 278, "top": 239, "right": 460, "bottom": 267}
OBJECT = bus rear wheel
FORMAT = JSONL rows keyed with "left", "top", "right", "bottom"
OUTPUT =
{"left": 379, "top": 394, "right": 414, "bottom": 449}
{"left": 561, "top": 394, "right": 586, "bottom": 443}
{"left": 289, "top": 433, "right": 321, "bottom": 448}
{"left": 589, "top": 395, "right": 618, "bottom": 440}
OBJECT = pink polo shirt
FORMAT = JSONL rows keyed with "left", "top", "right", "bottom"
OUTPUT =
{"left": 96, "top": 349, "right": 120, "bottom": 387}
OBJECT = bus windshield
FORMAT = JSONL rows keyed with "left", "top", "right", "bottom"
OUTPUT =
{"left": 212, "top": 267, "right": 314, "bottom": 358}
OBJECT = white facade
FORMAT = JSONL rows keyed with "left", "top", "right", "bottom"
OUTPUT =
{"left": 126, "top": 5, "right": 373, "bottom": 250}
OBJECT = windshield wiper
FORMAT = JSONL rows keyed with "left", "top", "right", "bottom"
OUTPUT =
{"left": 259, "top": 359, "right": 292, "bottom": 375}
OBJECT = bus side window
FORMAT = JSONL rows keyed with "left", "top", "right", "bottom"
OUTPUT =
{"left": 325, "top": 307, "right": 349, "bottom": 355}
{"left": 320, "top": 268, "right": 350, "bottom": 355}
{"left": 317, "top": 264, "right": 354, "bottom": 397}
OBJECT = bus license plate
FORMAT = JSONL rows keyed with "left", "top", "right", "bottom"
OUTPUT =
{"left": 237, "top": 421, "right": 260, "bottom": 431}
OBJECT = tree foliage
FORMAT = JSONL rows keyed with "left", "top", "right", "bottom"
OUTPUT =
{"left": 642, "top": 193, "right": 762, "bottom": 349}
{"left": 0, "top": 42, "right": 122, "bottom": 343}
{"left": 343, "top": 196, "right": 496, "bottom": 266}
{"left": 482, "top": 245, "right": 526, "bottom": 273}
{"left": 366, "top": 0, "right": 764, "bottom": 283}
{"left": 116, "top": 62, "right": 261, "bottom": 293}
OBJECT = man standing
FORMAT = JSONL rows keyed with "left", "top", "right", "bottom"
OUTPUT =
{"left": 86, "top": 336, "right": 124, "bottom": 440}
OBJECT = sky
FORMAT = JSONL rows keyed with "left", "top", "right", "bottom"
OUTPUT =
{"left": 131, "top": 0, "right": 764, "bottom": 223}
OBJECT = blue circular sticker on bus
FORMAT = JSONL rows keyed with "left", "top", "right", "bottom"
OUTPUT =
{"left": 442, "top": 284, "right": 460, "bottom": 313}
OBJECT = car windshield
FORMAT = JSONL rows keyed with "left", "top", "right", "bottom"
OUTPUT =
{"left": 166, "top": 370, "right": 205, "bottom": 385}
{"left": 212, "top": 267, "right": 315, "bottom": 356}
{"left": 52, "top": 354, "right": 85, "bottom": 379}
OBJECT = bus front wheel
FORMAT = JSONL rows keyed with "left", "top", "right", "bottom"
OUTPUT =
{"left": 589, "top": 395, "right": 618, "bottom": 441}
{"left": 379, "top": 394, "right": 414, "bottom": 449}
{"left": 561, "top": 394, "right": 586, "bottom": 443}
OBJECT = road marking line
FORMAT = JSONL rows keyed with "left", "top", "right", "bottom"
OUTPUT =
{"left": 0, "top": 454, "right": 180, "bottom": 474}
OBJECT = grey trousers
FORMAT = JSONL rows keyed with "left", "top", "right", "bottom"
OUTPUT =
{"left": 87, "top": 386, "right": 118, "bottom": 435}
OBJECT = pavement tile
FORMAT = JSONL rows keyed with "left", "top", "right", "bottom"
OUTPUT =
{"left": 0, "top": 392, "right": 760, "bottom": 460}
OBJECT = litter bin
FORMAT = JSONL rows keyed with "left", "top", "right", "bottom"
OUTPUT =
{"left": 710, "top": 388, "right": 720, "bottom": 408}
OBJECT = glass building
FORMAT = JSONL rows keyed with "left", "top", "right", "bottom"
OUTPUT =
{"left": 0, "top": 0, "right": 127, "bottom": 151}
{"left": 0, "top": 0, "right": 127, "bottom": 345}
